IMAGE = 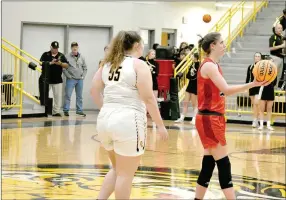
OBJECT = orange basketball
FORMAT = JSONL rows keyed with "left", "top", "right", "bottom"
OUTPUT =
{"left": 252, "top": 60, "right": 277, "bottom": 83}
{"left": 203, "top": 14, "right": 211, "bottom": 23}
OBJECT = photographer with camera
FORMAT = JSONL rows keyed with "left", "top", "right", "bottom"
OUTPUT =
{"left": 269, "top": 24, "right": 285, "bottom": 88}
{"left": 40, "top": 41, "right": 69, "bottom": 117}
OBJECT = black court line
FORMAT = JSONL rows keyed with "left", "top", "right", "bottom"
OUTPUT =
{"left": 2, "top": 164, "right": 284, "bottom": 186}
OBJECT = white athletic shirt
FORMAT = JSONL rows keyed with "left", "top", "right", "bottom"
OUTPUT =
{"left": 101, "top": 56, "right": 146, "bottom": 113}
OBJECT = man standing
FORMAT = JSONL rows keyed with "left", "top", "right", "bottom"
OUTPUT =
{"left": 269, "top": 24, "right": 285, "bottom": 87}
{"left": 63, "top": 42, "right": 87, "bottom": 117}
{"left": 40, "top": 41, "right": 69, "bottom": 117}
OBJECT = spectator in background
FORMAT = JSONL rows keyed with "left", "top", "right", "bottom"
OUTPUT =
{"left": 245, "top": 52, "right": 262, "bottom": 128}
{"left": 63, "top": 42, "right": 87, "bottom": 117}
{"left": 175, "top": 42, "right": 188, "bottom": 65}
{"left": 258, "top": 57, "right": 277, "bottom": 131}
{"left": 269, "top": 23, "right": 285, "bottom": 87}
{"left": 152, "top": 43, "right": 160, "bottom": 50}
{"left": 40, "top": 41, "right": 69, "bottom": 117}
{"left": 175, "top": 49, "right": 187, "bottom": 67}
{"left": 189, "top": 44, "right": 195, "bottom": 50}
{"left": 145, "top": 49, "right": 159, "bottom": 98}
{"left": 184, "top": 46, "right": 192, "bottom": 55}
{"left": 179, "top": 42, "right": 188, "bottom": 52}
{"left": 175, "top": 53, "right": 199, "bottom": 125}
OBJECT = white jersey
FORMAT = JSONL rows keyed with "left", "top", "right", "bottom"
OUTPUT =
{"left": 101, "top": 56, "right": 146, "bottom": 114}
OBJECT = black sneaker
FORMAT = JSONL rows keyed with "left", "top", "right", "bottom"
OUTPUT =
{"left": 76, "top": 112, "right": 86, "bottom": 117}
{"left": 52, "top": 113, "right": 62, "bottom": 117}
{"left": 64, "top": 112, "right": 69, "bottom": 116}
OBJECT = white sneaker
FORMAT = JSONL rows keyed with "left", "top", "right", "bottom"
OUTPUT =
{"left": 252, "top": 121, "right": 257, "bottom": 128}
{"left": 258, "top": 126, "right": 263, "bottom": 130}
{"left": 175, "top": 117, "right": 184, "bottom": 123}
{"left": 267, "top": 126, "right": 274, "bottom": 131}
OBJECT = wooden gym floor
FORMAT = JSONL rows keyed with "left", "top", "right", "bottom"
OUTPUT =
{"left": 2, "top": 112, "right": 285, "bottom": 199}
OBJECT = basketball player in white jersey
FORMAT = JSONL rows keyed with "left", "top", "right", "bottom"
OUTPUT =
{"left": 91, "top": 31, "right": 168, "bottom": 199}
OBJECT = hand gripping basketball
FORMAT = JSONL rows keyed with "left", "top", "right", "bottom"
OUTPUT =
{"left": 252, "top": 60, "right": 277, "bottom": 84}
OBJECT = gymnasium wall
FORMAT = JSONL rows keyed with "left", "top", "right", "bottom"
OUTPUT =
{"left": 2, "top": 1, "right": 258, "bottom": 111}
{"left": 2, "top": 1, "right": 255, "bottom": 47}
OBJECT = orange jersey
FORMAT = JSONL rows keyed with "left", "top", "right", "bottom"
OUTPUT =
{"left": 197, "top": 57, "right": 225, "bottom": 114}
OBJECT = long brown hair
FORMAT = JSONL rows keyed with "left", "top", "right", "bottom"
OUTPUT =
{"left": 198, "top": 32, "right": 221, "bottom": 55}
{"left": 102, "top": 31, "right": 142, "bottom": 72}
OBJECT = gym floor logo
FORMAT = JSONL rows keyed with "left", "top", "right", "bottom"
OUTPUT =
{"left": 2, "top": 165, "right": 285, "bottom": 199}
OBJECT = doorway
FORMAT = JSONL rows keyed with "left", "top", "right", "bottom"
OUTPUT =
{"left": 161, "top": 28, "right": 177, "bottom": 47}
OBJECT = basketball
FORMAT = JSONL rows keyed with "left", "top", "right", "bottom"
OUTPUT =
{"left": 252, "top": 60, "right": 277, "bottom": 83}
{"left": 203, "top": 14, "right": 211, "bottom": 23}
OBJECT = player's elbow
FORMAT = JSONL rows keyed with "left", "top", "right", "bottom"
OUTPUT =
{"left": 220, "top": 86, "right": 231, "bottom": 96}
{"left": 223, "top": 91, "right": 231, "bottom": 96}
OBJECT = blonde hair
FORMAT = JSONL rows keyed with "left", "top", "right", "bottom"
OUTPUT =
{"left": 146, "top": 49, "right": 155, "bottom": 60}
{"left": 102, "top": 31, "right": 142, "bottom": 72}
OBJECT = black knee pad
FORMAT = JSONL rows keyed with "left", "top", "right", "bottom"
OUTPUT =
{"left": 216, "top": 156, "right": 233, "bottom": 189}
{"left": 197, "top": 155, "right": 216, "bottom": 188}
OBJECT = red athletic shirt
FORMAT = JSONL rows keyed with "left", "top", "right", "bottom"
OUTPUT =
{"left": 197, "top": 57, "right": 225, "bottom": 114}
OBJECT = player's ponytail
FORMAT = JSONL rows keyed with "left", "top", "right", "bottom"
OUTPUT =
{"left": 197, "top": 32, "right": 221, "bottom": 56}
{"left": 103, "top": 31, "right": 142, "bottom": 72}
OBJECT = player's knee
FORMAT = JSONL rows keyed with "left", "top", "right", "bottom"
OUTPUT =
{"left": 197, "top": 155, "right": 215, "bottom": 188}
{"left": 267, "top": 104, "right": 273, "bottom": 111}
{"left": 216, "top": 156, "right": 233, "bottom": 189}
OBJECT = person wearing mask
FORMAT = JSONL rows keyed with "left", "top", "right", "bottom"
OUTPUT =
{"left": 175, "top": 53, "right": 199, "bottom": 125}
{"left": 245, "top": 52, "right": 262, "bottom": 127}
{"left": 40, "top": 41, "right": 69, "bottom": 117}
{"left": 145, "top": 49, "right": 159, "bottom": 98}
{"left": 63, "top": 42, "right": 87, "bottom": 117}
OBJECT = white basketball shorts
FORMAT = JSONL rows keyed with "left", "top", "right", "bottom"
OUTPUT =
{"left": 96, "top": 106, "right": 147, "bottom": 157}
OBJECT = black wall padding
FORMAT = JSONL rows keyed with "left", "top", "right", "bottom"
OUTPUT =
{"left": 156, "top": 46, "right": 174, "bottom": 60}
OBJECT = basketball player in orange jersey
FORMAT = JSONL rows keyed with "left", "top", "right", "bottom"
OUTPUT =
{"left": 91, "top": 31, "right": 168, "bottom": 200}
{"left": 194, "top": 32, "right": 267, "bottom": 200}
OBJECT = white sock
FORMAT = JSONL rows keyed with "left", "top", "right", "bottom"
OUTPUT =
{"left": 260, "top": 120, "right": 263, "bottom": 127}
{"left": 253, "top": 118, "right": 257, "bottom": 122}
{"left": 181, "top": 114, "right": 185, "bottom": 119}
{"left": 267, "top": 121, "right": 271, "bottom": 127}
